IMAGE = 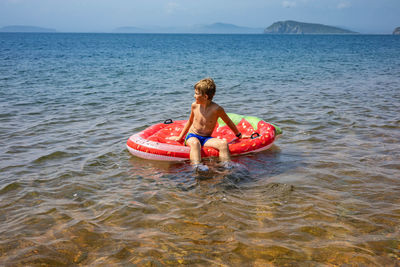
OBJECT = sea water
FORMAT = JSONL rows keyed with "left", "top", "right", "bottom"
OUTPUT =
{"left": 0, "top": 33, "right": 399, "bottom": 265}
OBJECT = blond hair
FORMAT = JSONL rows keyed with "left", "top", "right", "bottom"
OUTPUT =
{"left": 194, "top": 78, "right": 216, "bottom": 100}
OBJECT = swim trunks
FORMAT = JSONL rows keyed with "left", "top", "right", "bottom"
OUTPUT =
{"left": 185, "top": 133, "right": 213, "bottom": 147}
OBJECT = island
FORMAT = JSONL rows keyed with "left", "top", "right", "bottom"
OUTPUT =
{"left": 393, "top": 27, "right": 400, "bottom": 35}
{"left": 264, "top": 20, "right": 356, "bottom": 34}
{"left": 0, "top": 25, "right": 56, "bottom": 33}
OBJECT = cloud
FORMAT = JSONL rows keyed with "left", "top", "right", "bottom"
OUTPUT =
{"left": 282, "top": 1, "right": 297, "bottom": 8}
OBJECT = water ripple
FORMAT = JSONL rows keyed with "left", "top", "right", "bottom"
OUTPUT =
{"left": 1, "top": 33, "right": 400, "bottom": 265}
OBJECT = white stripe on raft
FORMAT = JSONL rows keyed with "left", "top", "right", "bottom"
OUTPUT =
{"left": 127, "top": 142, "right": 274, "bottom": 162}
{"left": 126, "top": 146, "right": 187, "bottom": 161}
{"left": 129, "top": 134, "right": 190, "bottom": 154}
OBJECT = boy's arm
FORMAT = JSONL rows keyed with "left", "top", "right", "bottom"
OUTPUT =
{"left": 217, "top": 107, "right": 242, "bottom": 138}
{"left": 170, "top": 103, "right": 195, "bottom": 141}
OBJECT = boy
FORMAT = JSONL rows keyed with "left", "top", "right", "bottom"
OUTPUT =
{"left": 169, "top": 78, "right": 242, "bottom": 170}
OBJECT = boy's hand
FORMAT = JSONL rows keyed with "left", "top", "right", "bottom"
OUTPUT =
{"left": 168, "top": 136, "right": 182, "bottom": 142}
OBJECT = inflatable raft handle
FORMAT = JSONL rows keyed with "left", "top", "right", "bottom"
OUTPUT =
{"left": 164, "top": 119, "right": 173, "bottom": 124}
{"left": 251, "top": 132, "right": 260, "bottom": 139}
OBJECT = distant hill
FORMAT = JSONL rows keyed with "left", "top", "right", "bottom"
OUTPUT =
{"left": 113, "top": 23, "right": 263, "bottom": 34}
{"left": 0, "top": 25, "right": 56, "bottom": 32}
{"left": 264, "top": 21, "right": 357, "bottom": 34}
{"left": 393, "top": 27, "right": 400, "bottom": 35}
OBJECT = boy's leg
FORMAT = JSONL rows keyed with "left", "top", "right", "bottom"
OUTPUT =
{"left": 203, "top": 138, "right": 231, "bottom": 162}
{"left": 186, "top": 137, "right": 202, "bottom": 164}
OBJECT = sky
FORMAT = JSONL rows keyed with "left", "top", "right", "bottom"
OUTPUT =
{"left": 0, "top": 0, "right": 399, "bottom": 33}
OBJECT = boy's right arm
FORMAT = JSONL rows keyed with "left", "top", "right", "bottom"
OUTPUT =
{"left": 169, "top": 104, "right": 195, "bottom": 142}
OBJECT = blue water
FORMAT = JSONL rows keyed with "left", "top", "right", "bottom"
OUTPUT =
{"left": 1, "top": 33, "right": 399, "bottom": 265}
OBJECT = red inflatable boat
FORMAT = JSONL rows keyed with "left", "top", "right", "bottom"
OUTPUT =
{"left": 126, "top": 113, "right": 282, "bottom": 161}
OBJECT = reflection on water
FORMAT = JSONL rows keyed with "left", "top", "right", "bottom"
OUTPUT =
{"left": 1, "top": 33, "right": 400, "bottom": 265}
{"left": 1, "top": 144, "right": 399, "bottom": 265}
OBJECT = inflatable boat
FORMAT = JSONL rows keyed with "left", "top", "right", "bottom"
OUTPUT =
{"left": 126, "top": 113, "right": 282, "bottom": 161}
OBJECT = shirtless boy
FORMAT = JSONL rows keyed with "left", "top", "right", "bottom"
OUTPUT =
{"left": 169, "top": 78, "right": 242, "bottom": 169}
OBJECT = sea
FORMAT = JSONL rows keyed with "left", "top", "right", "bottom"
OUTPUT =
{"left": 0, "top": 33, "right": 399, "bottom": 265}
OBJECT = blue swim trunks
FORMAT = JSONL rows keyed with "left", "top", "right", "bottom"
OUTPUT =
{"left": 185, "top": 133, "right": 213, "bottom": 147}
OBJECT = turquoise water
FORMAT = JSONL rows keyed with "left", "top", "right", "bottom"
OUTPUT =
{"left": 1, "top": 33, "right": 399, "bottom": 265}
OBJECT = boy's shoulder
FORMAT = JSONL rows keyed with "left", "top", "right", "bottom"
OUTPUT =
{"left": 191, "top": 101, "right": 223, "bottom": 114}
{"left": 214, "top": 103, "right": 224, "bottom": 111}
{"left": 210, "top": 102, "right": 225, "bottom": 116}
{"left": 191, "top": 101, "right": 221, "bottom": 108}
{"left": 212, "top": 101, "right": 224, "bottom": 112}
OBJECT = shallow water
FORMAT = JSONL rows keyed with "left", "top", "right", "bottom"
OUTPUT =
{"left": 0, "top": 33, "right": 399, "bottom": 265}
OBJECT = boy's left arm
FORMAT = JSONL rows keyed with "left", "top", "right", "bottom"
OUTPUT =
{"left": 218, "top": 108, "right": 242, "bottom": 138}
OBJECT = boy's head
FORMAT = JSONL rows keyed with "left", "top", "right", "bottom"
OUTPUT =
{"left": 194, "top": 78, "right": 216, "bottom": 100}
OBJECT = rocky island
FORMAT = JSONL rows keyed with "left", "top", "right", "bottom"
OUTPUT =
{"left": 264, "top": 20, "right": 356, "bottom": 34}
{"left": 393, "top": 27, "right": 400, "bottom": 35}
